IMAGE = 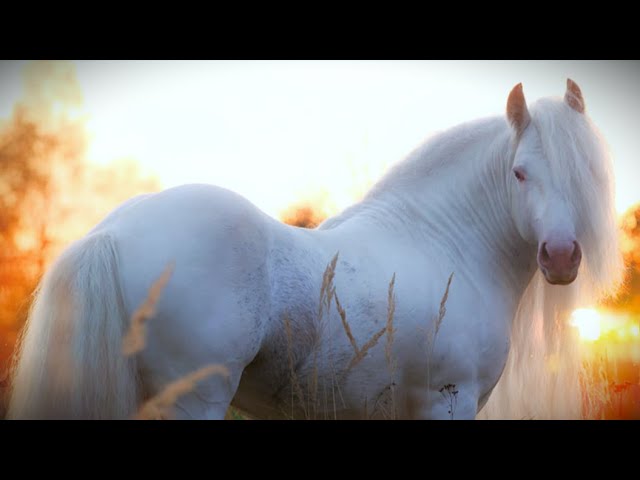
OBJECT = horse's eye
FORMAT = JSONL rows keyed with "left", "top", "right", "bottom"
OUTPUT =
{"left": 514, "top": 169, "right": 526, "bottom": 182}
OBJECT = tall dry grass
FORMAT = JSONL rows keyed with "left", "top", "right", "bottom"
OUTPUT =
{"left": 283, "top": 313, "right": 308, "bottom": 418}
{"left": 282, "top": 254, "right": 454, "bottom": 419}
{"left": 578, "top": 353, "right": 613, "bottom": 420}
{"left": 280, "top": 253, "right": 395, "bottom": 419}
{"left": 575, "top": 348, "right": 638, "bottom": 420}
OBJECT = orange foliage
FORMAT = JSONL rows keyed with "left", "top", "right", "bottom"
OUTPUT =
{"left": 0, "top": 61, "right": 160, "bottom": 413}
{"left": 280, "top": 202, "right": 327, "bottom": 229}
{"left": 602, "top": 204, "right": 640, "bottom": 314}
{"left": 583, "top": 203, "right": 640, "bottom": 419}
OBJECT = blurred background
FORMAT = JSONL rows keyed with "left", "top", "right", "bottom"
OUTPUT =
{"left": 0, "top": 60, "right": 638, "bottom": 418}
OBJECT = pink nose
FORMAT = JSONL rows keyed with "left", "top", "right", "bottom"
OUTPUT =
{"left": 538, "top": 240, "right": 582, "bottom": 285}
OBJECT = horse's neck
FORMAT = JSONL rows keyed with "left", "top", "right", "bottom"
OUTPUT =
{"left": 340, "top": 118, "right": 539, "bottom": 302}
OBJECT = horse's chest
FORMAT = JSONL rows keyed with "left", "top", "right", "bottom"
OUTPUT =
{"left": 382, "top": 270, "right": 507, "bottom": 380}
{"left": 422, "top": 292, "right": 512, "bottom": 400}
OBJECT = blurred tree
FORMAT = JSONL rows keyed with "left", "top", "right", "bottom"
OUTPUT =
{"left": 281, "top": 203, "right": 327, "bottom": 229}
{"left": 0, "top": 61, "right": 160, "bottom": 414}
{"left": 605, "top": 205, "right": 640, "bottom": 314}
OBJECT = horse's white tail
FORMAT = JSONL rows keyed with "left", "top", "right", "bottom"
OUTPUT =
{"left": 7, "top": 233, "right": 139, "bottom": 419}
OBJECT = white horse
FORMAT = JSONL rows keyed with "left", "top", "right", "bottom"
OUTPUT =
{"left": 7, "top": 80, "right": 623, "bottom": 420}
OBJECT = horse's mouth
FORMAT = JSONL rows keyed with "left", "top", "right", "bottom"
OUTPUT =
{"left": 540, "top": 267, "right": 578, "bottom": 285}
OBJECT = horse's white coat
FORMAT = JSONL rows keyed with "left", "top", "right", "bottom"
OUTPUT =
{"left": 7, "top": 82, "right": 623, "bottom": 419}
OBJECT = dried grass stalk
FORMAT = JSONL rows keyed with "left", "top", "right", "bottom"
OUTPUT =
{"left": 283, "top": 313, "right": 307, "bottom": 418}
{"left": 318, "top": 252, "right": 339, "bottom": 320}
{"left": 347, "top": 327, "right": 386, "bottom": 372}
{"left": 385, "top": 273, "right": 396, "bottom": 372}
{"left": 134, "top": 364, "right": 229, "bottom": 420}
{"left": 435, "top": 272, "right": 454, "bottom": 335}
{"left": 308, "top": 348, "right": 319, "bottom": 419}
{"left": 122, "top": 262, "right": 174, "bottom": 356}
{"left": 384, "top": 273, "right": 397, "bottom": 419}
{"left": 334, "top": 272, "right": 391, "bottom": 373}
{"left": 335, "top": 292, "right": 358, "bottom": 355}
{"left": 426, "top": 273, "right": 454, "bottom": 396}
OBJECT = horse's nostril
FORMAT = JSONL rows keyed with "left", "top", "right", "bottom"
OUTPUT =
{"left": 571, "top": 241, "right": 582, "bottom": 263}
{"left": 540, "top": 242, "right": 550, "bottom": 263}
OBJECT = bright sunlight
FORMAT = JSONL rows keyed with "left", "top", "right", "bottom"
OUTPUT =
{"left": 571, "top": 308, "right": 602, "bottom": 341}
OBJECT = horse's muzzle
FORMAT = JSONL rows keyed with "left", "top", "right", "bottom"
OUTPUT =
{"left": 537, "top": 240, "right": 582, "bottom": 285}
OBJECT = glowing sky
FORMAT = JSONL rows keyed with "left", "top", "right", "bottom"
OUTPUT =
{"left": 1, "top": 60, "right": 639, "bottom": 219}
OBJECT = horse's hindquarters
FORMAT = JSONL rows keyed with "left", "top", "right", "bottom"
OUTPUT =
{"left": 106, "top": 184, "right": 277, "bottom": 418}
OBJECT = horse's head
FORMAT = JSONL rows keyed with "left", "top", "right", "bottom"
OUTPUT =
{"left": 506, "top": 80, "right": 590, "bottom": 286}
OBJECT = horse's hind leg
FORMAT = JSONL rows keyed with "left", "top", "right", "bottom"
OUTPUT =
{"left": 138, "top": 314, "right": 260, "bottom": 420}
{"left": 136, "top": 276, "right": 267, "bottom": 420}
{"left": 139, "top": 349, "right": 253, "bottom": 420}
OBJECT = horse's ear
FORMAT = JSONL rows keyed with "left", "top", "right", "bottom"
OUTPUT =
{"left": 565, "top": 78, "right": 585, "bottom": 113}
{"left": 506, "top": 83, "right": 530, "bottom": 136}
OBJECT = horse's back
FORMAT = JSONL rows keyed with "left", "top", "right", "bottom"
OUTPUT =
{"left": 94, "top": 184, "right": 274, "bottom": 305}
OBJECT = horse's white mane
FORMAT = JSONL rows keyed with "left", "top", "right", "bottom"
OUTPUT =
{"left": 321, "top": 96, "right": 624, "bottom": 418}
{"left": 370, "top": 117, "right": 508, "bottom": 194}
{"left": 319, "top": 116, "right": 511, "bottom": 230}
